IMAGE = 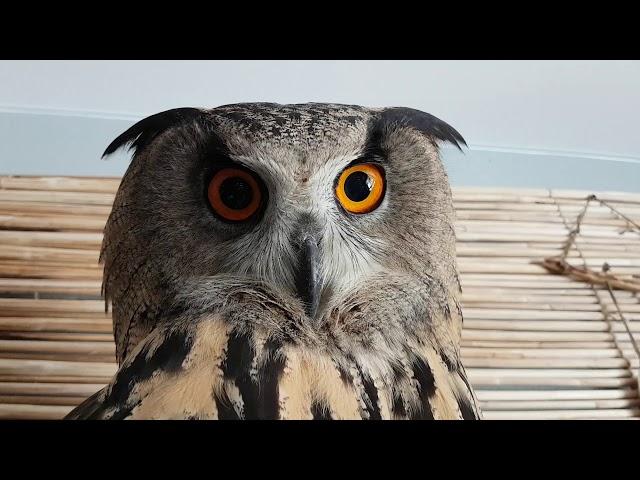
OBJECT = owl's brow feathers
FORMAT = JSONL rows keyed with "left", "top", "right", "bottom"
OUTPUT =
{"left": 103, "top": 107, "right": 206, "bottom": 158}
{"left": 102, "top": 104, "right": 466, "bottom": 160}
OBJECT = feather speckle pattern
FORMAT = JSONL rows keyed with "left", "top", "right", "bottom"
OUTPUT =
{"left": 68, "top": 313, "right": 479, "bottom": 420}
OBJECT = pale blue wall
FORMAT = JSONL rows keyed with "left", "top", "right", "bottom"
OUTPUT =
{"left": 1, "top": 61, "right": 639, "bottom": 191}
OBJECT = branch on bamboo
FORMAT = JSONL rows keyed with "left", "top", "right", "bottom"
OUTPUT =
{"left": 534, "top": 257, "right": 640, "bottom": 294}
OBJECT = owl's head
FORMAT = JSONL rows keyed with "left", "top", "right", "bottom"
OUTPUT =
{"left": 103, "top": 103, "right": 466, "bottom": 362}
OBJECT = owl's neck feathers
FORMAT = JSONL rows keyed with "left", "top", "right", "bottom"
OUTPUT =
{"left": 93, "top": 267, "right": 475, "bottom": 420}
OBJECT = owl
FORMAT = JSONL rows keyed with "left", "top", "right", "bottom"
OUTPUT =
{"left": 66, "top": 103, "right": 482, "bottom": 420}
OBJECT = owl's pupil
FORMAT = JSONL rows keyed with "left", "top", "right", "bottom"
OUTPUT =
{"left": 344, "top": 171, "right": 373, "bottom": 202}
{"left": 219, "top": 177, "right": 253, "bottom": 210}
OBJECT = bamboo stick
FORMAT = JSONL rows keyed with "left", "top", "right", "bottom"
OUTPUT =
{"left": 0, "top": 403, "right": 73, "bottom": 420}
{"left": 0, "top": 382, "right": 104, "bottom": 396}
{"left": 452, "top": 186, "right": 640, "bottom": 202}
{"left": 452, "top": 194, "right": 560, "bottom": 203}
{"left": 0, "top": 395, "right": 86, "bottom": 407}
{"left": 461, "top": 330, "right": 614, "bottom": 341}
{"left": 457, "top": 214, "right": 632, "bottom": 228}
{"left": 0, "top": 332, "right": 113, "bottom": 342}
{"left": 461, "top": 281, "right": 593, "bottom": 289}
{"left": 0, "top": 375, "right": 111, "bottom": 384}
{"left": 461, "top": 273, "right": 590, "bottom": 282}
{"left": 0, "top": 244, "right": 99, "bottom": 263}
{"left": 458, "top": 247, "right": 563, "bottom": 257}
{"left": 453, "top": 187, "right": 553, "bottom": 197}
{"left": 463, "top": 309, "right": 606, "bottom": 320}
{"left": 0, "top": 189, "right": 115, "bottom": 206}
{"left": 467, "top": 206, "right": 640, "bottom": 219}
{"left": 463, "top": 347, "right": 640, "bottom": 360}
{"left": 0, "top": 278, "right": 101, "bottom": 295}
{"left": 461, "top": 340, "right": 619, "bottom": 349}
{"left": 556, "top": 200, "right": 640, "bottom": 213}
{"left": 464, "top": 331, "right": 640, "bottom": 343}
{"left": 461, "top": 347, "right": 622, "bottom": 358}
{"left": 0, "top": 358, "right": 117, "bottom": 377}
{"left": 458, "top": 264, "right": 550, "bottom": 274}
{"left": 0, "top": 259, "right": 102, "bottom": 270}
{"left": 461, "top": 288, "right": 627, "bottom": 297}
{"left": 551, "top": 189, "right": 640, "bottom": 204}
{"left": 454, "top": 206, "right": 637, "bottom": 220}
{"left": 467, "top": 368, "right": 631, "bottom": 378}
{"left": 483, "top": 409, "right": 640, "bottom": 420}
{"left": 0, "top": 231, "right": 102, "bottom": 249}
{"left": 0, "top": 299, "right": 107, "bottom": 315}
{"left": 0, "top": 263, "right": 102, "bottom": 280}
{"left": 0, "top": 340, "right": 115, "bottom": 355}
{"left": 456, "top": 213, "right": 566, "bottom": 223}
{"left": 468, "top": 377, "right": 637, "bottom": 388}
{"left": 0, "top": 395, "right": 90, "bottom": 406}
{"left": 457, "top": 233, "right": 639, "bottom": 245}
{"left": 462, "top": 302, "right": 605, "bottom": 312}
{"left": 0, "top": 312, "right": 109, "bottom": 320}
{"left": 475, "top": 389, "right": 639, "bottom": 401}
{"left": 0, "top": 353, "right": 116, "bottom": 363}
{"left": 480, "top": 399, "right": 640, "bottom": 410}
{"left": 458, "top": 242, "right": 640, "bottom": 254}
{"left": 456, "top": 233, "right": 565, "bottom": 243}
{"left": 454, "top": 194, "right": 640, "bottom": 209}
{"left": 463, "top": 357, "right": 630, "bottom": 369}
{"left": 0, "top": 200, "right": 112, "bottom": 216}
{"left": 461, "top": 292, "right": 639, "bottom": 303}
{"left": 530, "top": 241, "right": 640, "bottom": 251}
{"left": 0, "top": 318, "right": 111, "bottom": 333}
{"left": 459, "top": 257, "right": 640, "bottom": 269}
{"left": 457, "top": 219, "right": 640, "bottom": 233}
{"left": 463, "top": 320, "right": 612, "bottom": 332}
{"left": 0, "top": 175, "right": 120, "bottom": 193}
{"left": 464, "top": 303, "right": 640, "bottom": 314}
{"left": 0, "top": 213, "right": 106, "bottom": 231}
{"left": 461, "top": 282, "right": 593, "bottom": 290}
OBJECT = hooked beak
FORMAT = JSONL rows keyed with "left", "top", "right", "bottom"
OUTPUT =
{"left": 295, "top": 234, "right": 323, "bottom": 319}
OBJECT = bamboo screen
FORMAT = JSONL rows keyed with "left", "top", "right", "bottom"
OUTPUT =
{"left": 0, "top": 176, "right": 639, "bottom": 419}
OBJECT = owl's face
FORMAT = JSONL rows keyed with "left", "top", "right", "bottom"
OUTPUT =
{"left": 104, "top": 103, "right": 465, "bottom": 361}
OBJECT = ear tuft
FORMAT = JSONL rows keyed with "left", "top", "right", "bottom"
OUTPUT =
{"left": 102, "top": 107, "right": 204, "bottom": 158}
{"left": 379, "top": 107, "right": 467, "bottom": 151}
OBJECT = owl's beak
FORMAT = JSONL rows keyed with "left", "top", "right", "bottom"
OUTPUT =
{"left": 295, "top": 234, "right": 322, "bottom": 319}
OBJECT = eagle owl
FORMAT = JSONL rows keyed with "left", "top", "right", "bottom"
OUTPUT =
{"left": 67, "top": 103, "right": 482, "bottom": 420}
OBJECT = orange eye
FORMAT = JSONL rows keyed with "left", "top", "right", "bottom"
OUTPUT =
{"left": 335, "top": 163, "right": 385, "bottom": 214}
{"left": 207, "top": 167, "right": 263, "bottom": 222}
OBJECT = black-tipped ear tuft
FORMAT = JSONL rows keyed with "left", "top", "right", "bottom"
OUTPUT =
{"left": 379, "top": 107, "right": 467, "bottom": 151}
{"left": 102, "top": 107, "right": 204, "bottom": 158}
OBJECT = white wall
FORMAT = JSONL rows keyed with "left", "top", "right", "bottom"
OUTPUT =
{"left": 1, "top": 61, "right": 639, "bottom": 190}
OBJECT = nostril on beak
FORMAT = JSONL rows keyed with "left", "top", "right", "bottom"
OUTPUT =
{"left": 295, "top": 234, "right": 322, "bottom": 319}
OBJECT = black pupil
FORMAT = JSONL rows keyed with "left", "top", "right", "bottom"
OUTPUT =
{"left": 219, "top": 177, "right": 253, "bottom": 210}
{"left": 344, "top": 171, "right": 373, "bottom": 202}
